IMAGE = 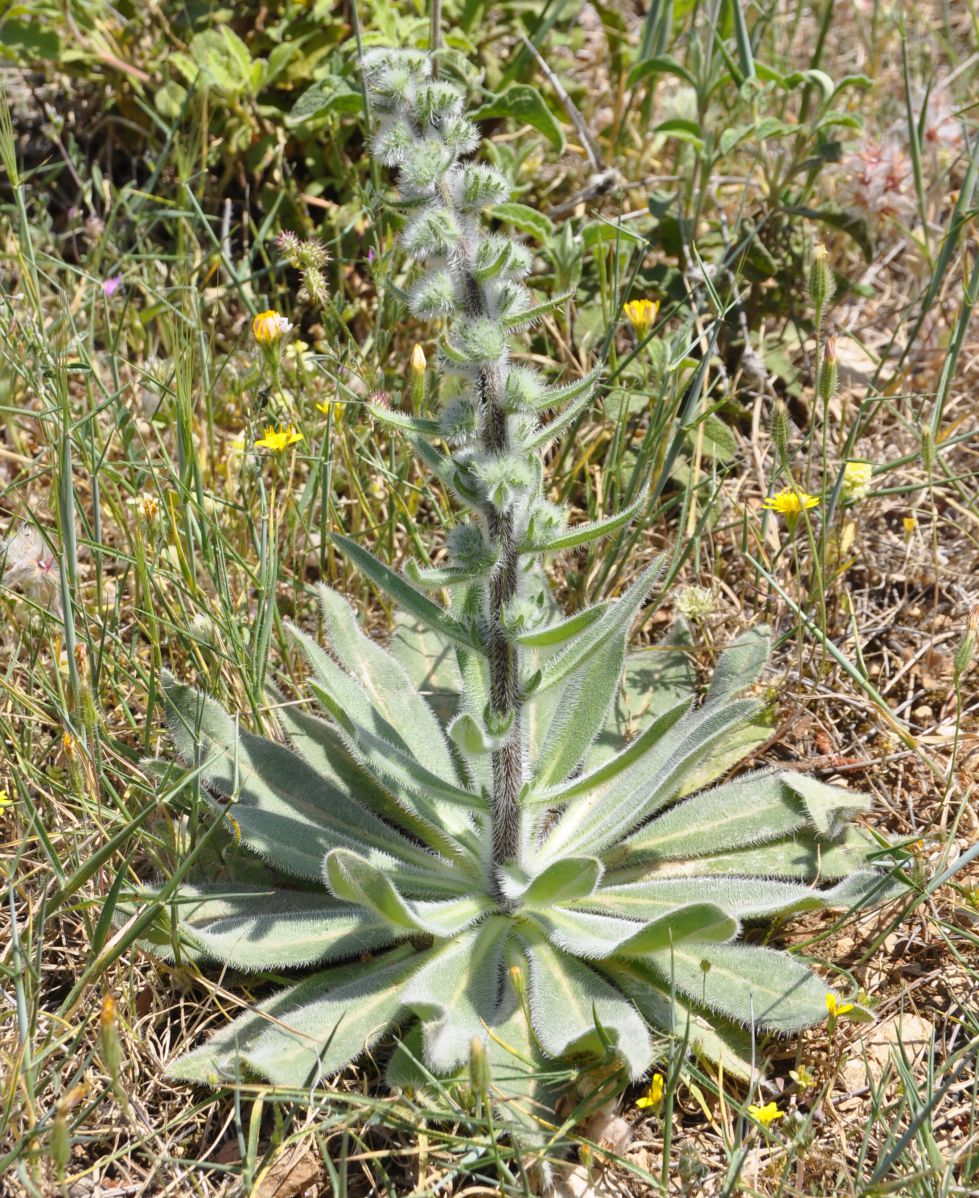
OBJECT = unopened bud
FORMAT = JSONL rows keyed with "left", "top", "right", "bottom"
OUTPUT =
{"left": 818, "top": 335, "right": 838, "bottom": 403}
{"left": 955, "top": 606, "right": 979, "bottom": 677}
{"left": 409, "top": 344, "right": 427, "bottom": 412}
{"left": 770, "top": 398, "right": 789, "bottom": 462}
{"left": 808, "top": 241, "right": 835, "bottom": 312}
{"left": 508, "top": 963, "right": 526, "bottom": 1003}
{"left": 100, "top": 994, "right": 123, "bottom": 1087}
{"left": 468, "top": 1036, "right": 490, "bottom": 1093}
{"left": 921, "top": 426, "right": 935, "bottom": 472}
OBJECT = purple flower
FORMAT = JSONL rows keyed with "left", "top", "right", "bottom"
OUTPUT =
{"left": 367, "top": 247, "right": 375, "bottom": 263}
{"left": 103, "top": 275, "right": 122, "bottom": 298}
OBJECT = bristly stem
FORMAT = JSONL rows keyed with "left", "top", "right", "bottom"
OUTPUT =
{"left": 466, "top": 280, "right": 522, "bottom": 876}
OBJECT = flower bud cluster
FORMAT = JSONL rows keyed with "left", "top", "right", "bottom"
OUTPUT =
{"left": 362, "top": 49, "right": 589, "bottom": 638}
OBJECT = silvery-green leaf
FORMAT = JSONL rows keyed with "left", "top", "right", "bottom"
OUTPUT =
{"left": 782, "top": 773, "right": 871, "bottom": 838}
{"left": 587, "top": 619, "right": 697, "bottom": 768}
{"left": 704, "top": 626, "right": 771, "bottom": 705}
{"left": 541, "top": 698, "right": 760, "bottom": 860}
{"left": 331, "top": 533, "right": 481, "bottom": 652}
{"left": 644, "top": 941, "right": 826, "bottom": 1033}
{"left": 144, "top": 883, "right": 402, "bottom": 969}
{"left": 614, "top": 824, "right": 880, "bottom": 882}
{"left": 535, "top": 902, "right": 737, "bottom": 958}
{"left": 389, "top": 610, "right": 461, "bottom": 725}
{"left": 162, "top": 677, "right": 441, "bottom": 882}
{"left": 615, "top": 769, "right": 802, "bottom": 863}
{"left": 602, "top": 958, "right": 756, "bottom": 1081}
{"left": 522, "top": 937, "right": 653, "bottom": 1078}
{"left": 316, "top": 585, "right": 459, "bottom": 785}
{"left": 510, "top": 856, "right": 604, "bottom": 909}
{"left": 531, "top": 633, "right": 626, "bottom": 789}
{"left": 676, "top": 707, "right": 774, "bottom": 797}
{"left": 167, "top": 946, "right": 420, "bottom": 1087}
{"left": 579, "top": 872, "right": 897, "bottom": 921}
{"left": 269, "top": 695, "right": 463, "bottom": 862}
{"left": 533, "top": 555, "right": 667, "bottom": 695}
{"left": 403, "top": 919, "right": 511, "bottom": 1071}
{"left": 324, "top": 848, "right": 492, "bottom": 935}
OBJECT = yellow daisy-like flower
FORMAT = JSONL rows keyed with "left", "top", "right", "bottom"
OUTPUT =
{"left": 826, "top": 992, "right": 854, "bottom": 1020}
{"left": 747, "top": 1101, "right": 784, "bottom": 1128}
{"left": 623, "top": 298, "right": 659, "bottom": 338}
{"left": 841, "top": 460, "right": 873, "bottom": 505}
{"left": 316, "top": 401, "right": 345, "bottom": 419}
{"left": 762, "top": 488, "right": 821, "bottom": 517}
{"left": 254, "top": 425, "right": 304, "bottom": 452}
{"left": 252, "top": 309, "right": 293, "bottom": 346}
{"left": 636, "top": 1072, "right": 664, "bottom": 1109}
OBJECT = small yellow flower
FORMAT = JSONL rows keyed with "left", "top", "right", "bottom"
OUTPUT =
{"left": 254, "top": 425, "right": 304, "bottom": 453}
{"left": 624, "top": 298, "right": 659, "bottom": 338}
{"left": 841, "top": 460, "right": 873, "bottom": 505}
{"left": 826, "top": 992, "right": 854, "bottom": 1023}
{"left": 747, "top": 1101, "right": 783, "bottom": 1128}
{"left": 315, "top": 401, "right": 345, "bottom": 420}
{"left": 101, "top": 994, "right": 116, "bottom": 1028}
{"left": 252, "top": 309, "right": 293, "bottom": 346}
{"left": 903, "top": 515, "right": 917, "bottom": 537}
{"left": 0, "top": 788, "right": 11, "bottom": 811}
{"left": 789, "top": 1063, "right": 815, "bottom": 1089}
{"left": 410, "top": 344, "right": 427, "bottom": 375}
{"left": 636, "top": 1072, "right": 665, "bottom": 1109}
{"left": 762, "top": 488, "right": 821, "bottom": 517}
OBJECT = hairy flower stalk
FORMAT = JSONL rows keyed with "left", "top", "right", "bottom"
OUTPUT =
{"left": 360, "top": 48, "right": 560, "bottom": 883}
{"left": 150, "top": 49, "right": 902, "bottom": 1143}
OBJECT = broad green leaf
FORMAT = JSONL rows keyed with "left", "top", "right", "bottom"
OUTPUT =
{"left": 317, "top": 585, "right": 458, "bottom": 785}
{"left": 626, "top": 55, "right": 697, "bottom": 90}
{"left": 287, "top": 76, "right": 362, "bottom": 127}
{"left": 518, "top": 857, "right": 604, "bottom": 909}
{"left": 168, "top": 947, "right": 420, "bottom": 1087}
{"left": 653, "top": 118, "right": 704, "bottom": 148}
{"left": 472, "top": 84, "right": 565, "bottom": 152}
{"left": 537, "top": 902, "right": 737, "bottom": 958}
{"left": 145, "top": 883, "right": 402, "bottom": 969}
{"left": 705, "top": 626, "right": 771, "bottom": 705}
{"left": 403, "top": 919, "right": 511, "bottom": 1070}
{"left": 522, "top": 938, "right": 653, "bottom": 1077}
{"left": 490, "top": 201, "right": 554, "bottom": 242}
{"left": 644, "top": 941, "right": 827, "bottom": 1033}
{"left": 325, "top": 848, "right": 492, "bottom": 936}
{"left": 162, "top": 676, "right": 442, "bottom": 881}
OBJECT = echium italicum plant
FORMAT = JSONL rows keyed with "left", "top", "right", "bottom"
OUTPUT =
{"left": 149, "top": 49, "right": 899, "bottom": 1139}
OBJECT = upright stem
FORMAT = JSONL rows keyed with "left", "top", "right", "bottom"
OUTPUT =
{"left": 464, "top": 276, "right": 523, "bottom": 873}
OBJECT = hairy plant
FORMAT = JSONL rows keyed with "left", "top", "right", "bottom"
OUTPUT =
{"left": 147, "top": 48, "right": 898, "bottom": 1139}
